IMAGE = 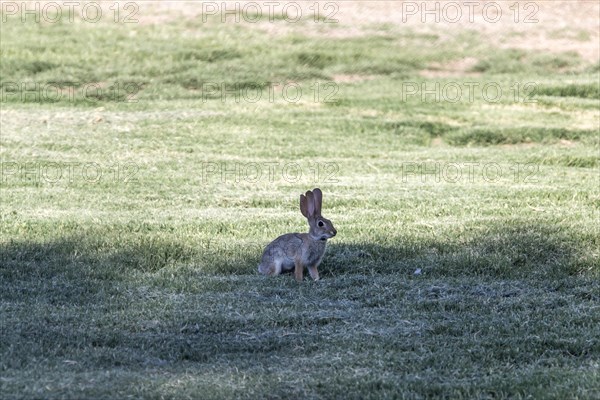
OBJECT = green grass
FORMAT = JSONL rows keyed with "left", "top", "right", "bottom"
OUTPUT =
{"left": 1, "top": 5, "right": 599, "bottom": 399}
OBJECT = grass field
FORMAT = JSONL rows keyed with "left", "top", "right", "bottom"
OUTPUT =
{"left": 1, "top": 1, "right": 599, "bottom": 399}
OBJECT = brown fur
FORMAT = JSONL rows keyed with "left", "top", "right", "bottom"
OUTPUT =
{"left": 258, "top": 188, "right": 337, "bottom": 282}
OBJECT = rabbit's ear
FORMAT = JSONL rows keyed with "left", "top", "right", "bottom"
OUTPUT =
{"left": 300, "top": 194, "right": 309, "bottom": 218}
{"left": 306, "top": 190, "right": 315, "bottom": 217}
{"left": 312, "top": 188, "right": 322, "bottom": 216}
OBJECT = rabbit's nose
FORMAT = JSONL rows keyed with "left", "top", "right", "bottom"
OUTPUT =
{"left": 331, "top": 229, "right": 337, "bottom": 236}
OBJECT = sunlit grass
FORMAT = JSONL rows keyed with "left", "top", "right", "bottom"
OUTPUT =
{"left": 1, "top": 4, "right": 599, "bottom": 399}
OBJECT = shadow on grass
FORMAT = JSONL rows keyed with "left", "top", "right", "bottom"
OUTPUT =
{"left": 322, "top": 222, "right": 598, "bottom": 279}
{"left": 0, "top": 221, "right": 598, "bottom": 373}
{"left": 1, "top": 220, "right": 596, "bottom": 293}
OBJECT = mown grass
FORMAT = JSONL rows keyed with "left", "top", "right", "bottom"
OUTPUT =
{"left": 1, "top": 3, "right": 599, "bottom": 399}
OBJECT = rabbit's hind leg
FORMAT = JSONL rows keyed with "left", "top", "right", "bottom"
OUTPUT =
{"left": 258, "top": 260, "right": 282, "bottom": 276}
{"left": 294, "top": 259, "right": 304, "bottom": 282}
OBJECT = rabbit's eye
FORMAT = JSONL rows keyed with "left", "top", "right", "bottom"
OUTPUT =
{"left": 318, "top": 220, "right": 324, "bottom": 227}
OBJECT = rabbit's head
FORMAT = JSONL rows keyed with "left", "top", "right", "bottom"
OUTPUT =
{"left": 300, "top": 188, "right": 337, "bottom": 241}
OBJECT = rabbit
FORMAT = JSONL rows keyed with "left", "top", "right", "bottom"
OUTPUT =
{"left": 258, "top": 188, "right": 337, "bottom": 282}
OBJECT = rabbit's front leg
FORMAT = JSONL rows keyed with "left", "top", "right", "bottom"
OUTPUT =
{"left": 294, "top": 259, "right": 304, "bottom": 282}
{"left": 307, "top": 265, "right": 320, "bottom": 281}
